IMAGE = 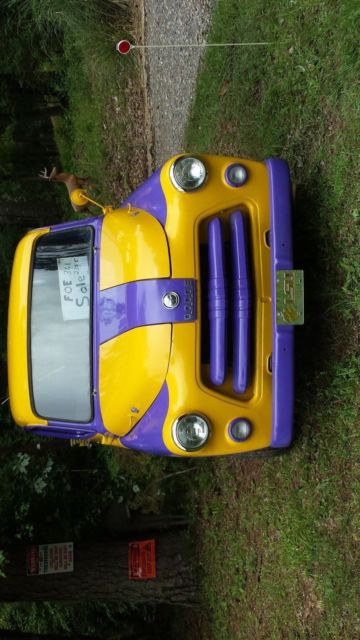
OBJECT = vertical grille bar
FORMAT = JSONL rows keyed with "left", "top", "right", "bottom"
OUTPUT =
{"left": 208, "top": 218, "right": 228, "bottom": 385}
{"left": 230, "top": 211, "right": 251, "bottom": 393}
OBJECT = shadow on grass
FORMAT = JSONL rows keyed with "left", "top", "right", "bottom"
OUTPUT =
{"left": 292, "top": 169, "right": 351, "bottom": 443}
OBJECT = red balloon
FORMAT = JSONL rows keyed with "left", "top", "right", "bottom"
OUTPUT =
{"left": 116, "top": 40, "right": 132, "bottom": 55}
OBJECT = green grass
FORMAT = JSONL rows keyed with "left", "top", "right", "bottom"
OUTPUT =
{"left": 47, "top": 1, "right": 148, "bottom": 206}
{"left": 0, "top": 3, "right": 157, "bottom": 633}
{"left": 5, "top": 0, "right": 148, "bottom": 208}
{"left": 184, "top": 0, "right": 360, "bottom": 638}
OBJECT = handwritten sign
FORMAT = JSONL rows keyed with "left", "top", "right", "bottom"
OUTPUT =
{"left": 27, "top": 542, "right": 74, "bottom": 576}
{"left": 57, "top": 255, "right": 90, "bottom": 321}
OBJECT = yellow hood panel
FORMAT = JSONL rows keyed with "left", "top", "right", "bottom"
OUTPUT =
{"left": 100, "top": 208, "right": 170, "bottom": 289}
{"left": 99, "top": 324, "right": 171, "bottom": 437}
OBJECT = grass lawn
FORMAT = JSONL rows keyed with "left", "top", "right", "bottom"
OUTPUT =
{"left": 49, "top": 0, "right": 150, "bottom": 207}
{"left": 184, "top": 0, "right": 360, "bottom": 638}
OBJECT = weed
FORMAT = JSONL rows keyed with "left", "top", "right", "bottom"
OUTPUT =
{"left": 185, "top": 0, "right": 360, "bottom": 638}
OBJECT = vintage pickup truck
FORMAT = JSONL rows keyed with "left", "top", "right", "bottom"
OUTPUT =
{"left": 7, "top": 154, "right": 303, "bottom": 457}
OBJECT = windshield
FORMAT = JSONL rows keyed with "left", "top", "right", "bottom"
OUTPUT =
{"left": 30, "top": 227, "right": 93, "bottom": 422}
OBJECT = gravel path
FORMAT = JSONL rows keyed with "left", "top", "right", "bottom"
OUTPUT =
{"left": 144, "top": 0, "right": 216, "bottom": 166}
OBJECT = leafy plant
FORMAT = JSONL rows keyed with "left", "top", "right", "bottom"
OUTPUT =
{"left": 0, "top": 550, "right": 5, "bottom": 578}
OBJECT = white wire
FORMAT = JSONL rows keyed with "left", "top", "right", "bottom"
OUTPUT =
{"left": 133, "top": 42, "right": 273, "bottom": 49}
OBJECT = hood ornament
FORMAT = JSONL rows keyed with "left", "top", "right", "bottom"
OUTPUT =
{"left": 162, "top": 291, "right": 180, "bottom": 309}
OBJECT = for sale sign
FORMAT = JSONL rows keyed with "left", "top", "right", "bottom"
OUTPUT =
{"left": 57, "top": 255, "right": 90, "bottom": 321}
{"left": 26, "top": 542, "right": 74, "bottom": 576}
{"left": 128, "top": 540, "right": 156, "bottom": 580}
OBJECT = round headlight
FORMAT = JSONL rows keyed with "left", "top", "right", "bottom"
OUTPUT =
{"left": 170, "top": 156, "right": 207, "bottom": 192}
{"left": 229, "top": 418, "right": 252, "bottom": 442}
{"left": 225, "top": 163, "right": 248, "bottom": 187}
{"left": 172, "top": 414, "right": 210, "bottom": 451}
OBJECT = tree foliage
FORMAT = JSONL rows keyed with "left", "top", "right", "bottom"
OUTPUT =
{"left": 0, "top": 2, "right": 191, "bottom": 636}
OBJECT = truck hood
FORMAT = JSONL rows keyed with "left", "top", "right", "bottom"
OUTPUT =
{"left": 98, "top": 207, "right": 172, "bottom": 437}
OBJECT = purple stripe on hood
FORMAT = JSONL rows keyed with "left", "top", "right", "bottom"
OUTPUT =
{"left": 99, "top": 278, "right": 196, "bottom": 343}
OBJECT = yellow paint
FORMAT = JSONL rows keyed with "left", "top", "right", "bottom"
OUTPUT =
{"left": 7, "top": 229, "right": 49, "bottom": 427}
{"left": 8, "top": 154, "right": 275, "bottom": 456}
{"left": 157, "top": 154, "right": 273, "bottom": 454}
{"left": 70, "top": 188, "right": 88, "bottom": 207}
{"left": 100, "top": 207, "right": 170, "bottom": 289}
{"left": 99, "top": 324, "right": 171, "bottom": 436}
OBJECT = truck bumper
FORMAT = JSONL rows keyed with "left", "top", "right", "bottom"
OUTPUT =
{"left": 267, "top": 158, "right": 295, "bottom": 448}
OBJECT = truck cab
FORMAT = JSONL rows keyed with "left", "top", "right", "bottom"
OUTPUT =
{"left": 7, "top": 154, "right": 303, "bottom": 457}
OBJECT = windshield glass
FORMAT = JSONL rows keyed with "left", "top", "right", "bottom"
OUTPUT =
{"left": 30, "top": 227, "right": 93, "bottom": 422}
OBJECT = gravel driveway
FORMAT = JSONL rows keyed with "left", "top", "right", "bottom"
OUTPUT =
{"left": 144, "top": 0, "right": 216, "bottom": 166}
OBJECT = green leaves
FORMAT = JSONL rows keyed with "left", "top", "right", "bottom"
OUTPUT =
{"left": 0, "top": 550, "right": 5, "bottom": 578}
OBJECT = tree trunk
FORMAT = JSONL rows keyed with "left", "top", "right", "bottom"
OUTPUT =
{"left": 0, "top": 537, "right": 196, "bottom": 607}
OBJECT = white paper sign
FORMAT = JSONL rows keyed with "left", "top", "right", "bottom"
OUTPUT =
{"left": 57, "top": 255, "right": 90, "bottom": 321}
{"left": 27, "top": 542, "right": 74, "bottom": 575}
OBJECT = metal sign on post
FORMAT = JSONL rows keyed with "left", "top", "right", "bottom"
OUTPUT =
{"left": 128, "top": 539, "right": 156, "bottom": 580}
{"left": 26, "top": 542, "right": 74, "bottom": 576}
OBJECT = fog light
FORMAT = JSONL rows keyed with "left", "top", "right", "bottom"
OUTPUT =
{"left": 225, "top": 164, "right": 248, "bottom": 187}
{"left": 229, "top": 418, "right": 252, "bottom": 441}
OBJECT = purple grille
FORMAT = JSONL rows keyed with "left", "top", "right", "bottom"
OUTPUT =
{"left": 206, "top": 211, "right": 252, "bottom": 394}
{"left": 208, "top": 219, "right": 228, "bottom": 385}
{"left": 230, "top": 212, "right": 251, "bottom": 393}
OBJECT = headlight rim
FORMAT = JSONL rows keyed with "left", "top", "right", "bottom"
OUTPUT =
{"left": 169, "top": 156, "right": 207, "bottom": 192}
{"left": 172, "top": 413, "right": 210, "bottom": 452}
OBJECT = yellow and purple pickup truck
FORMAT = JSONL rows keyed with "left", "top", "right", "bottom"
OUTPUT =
{"left": 7, "top": 154, "right": 303, "bottom": 457}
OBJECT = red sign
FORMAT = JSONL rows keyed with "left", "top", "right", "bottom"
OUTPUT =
{"left": 26, "top": 545, "right": 39, "bottom": 576}
{"left": 128, "top": 540, "right": 156, "bottom": 580}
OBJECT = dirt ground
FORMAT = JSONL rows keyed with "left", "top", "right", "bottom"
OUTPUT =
{"left": 143, "top": 0, "right": 216, "bottom": 166}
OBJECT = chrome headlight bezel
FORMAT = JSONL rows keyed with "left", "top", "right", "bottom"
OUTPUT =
{"left": 170, "top": 156, "right": 207, "bottom": 192}
{"left": 172, "top": 413, "right": 210, "bottom": 451}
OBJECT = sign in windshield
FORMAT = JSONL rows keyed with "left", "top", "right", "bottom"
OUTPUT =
{"left": 30, "top": 228, "right": 93, "bottom": 422}
{"left": 57, "top": 255, "right": 91, "bottom": 321}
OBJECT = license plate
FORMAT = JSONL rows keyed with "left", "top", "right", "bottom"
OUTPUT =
{"left": 276, "top": 270, "right": 304, "bottom": 325}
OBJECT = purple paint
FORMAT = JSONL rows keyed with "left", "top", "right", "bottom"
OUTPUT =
{"left": 266, "top": 158, "right": 294, "bottom": 448}
{"left": 26, "top": 217, "right": 188, "bottom": 447}
{"left": 208, "top": 218, "right": 228, "bottom": 385}
{"left": 27, "top": 426, "right": 96, "bottom": 440}
{"left": 120, "top": 383, "right": 172, "bottom": 455}
{"left": 99, "top": 278, "right": 196, "bottom": 343}
{"left": 122, "top": 168, "right": 167, "bottom": 227}
{"left": 230, "top": 212, "right": 251, "bottom": 394}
